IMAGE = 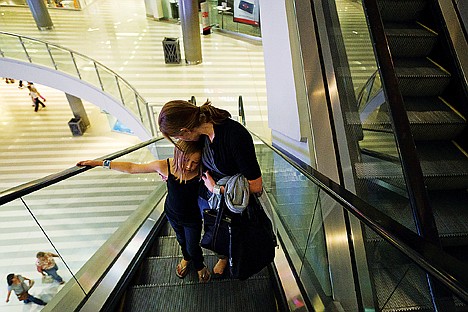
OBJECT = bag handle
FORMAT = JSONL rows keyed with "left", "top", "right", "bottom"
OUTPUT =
{"left": 211, "top": 194, "right": 226, "bottom": 250}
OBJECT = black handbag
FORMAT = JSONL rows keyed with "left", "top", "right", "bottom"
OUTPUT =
{"left": 201, "top": 194, "right": 277, "bottom": 280}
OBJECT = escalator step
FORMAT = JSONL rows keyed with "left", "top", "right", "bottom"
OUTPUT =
{"left": 138, "top": 254, "right": 268, "bottom": 286}
{"left": 124, "top": 275, "right": 277, "bottom": 312}
{"left": 361, "top": 97, "right": 466, "bottom": 141}
{"left": 394, "top": 58, "right": 451, "bottom": 97}
{"left": 377, "top": 0, "right": 427, "bottom": 22}
{"left": 385, "top": 22, "right": 438, "bottom": 57}
{"left": 125, "top": 253, "right": 277, "bottom": 312}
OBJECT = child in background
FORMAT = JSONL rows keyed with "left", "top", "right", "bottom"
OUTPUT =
{"left": 76, "top": 140, "right": 211, "bottom": 282}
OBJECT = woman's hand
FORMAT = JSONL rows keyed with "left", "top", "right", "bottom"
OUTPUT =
{"left": 76, "top": 160, "right": 99, "bottom": 167}
{"left": 201, "top": 171, "right": 216, "bottom": 193}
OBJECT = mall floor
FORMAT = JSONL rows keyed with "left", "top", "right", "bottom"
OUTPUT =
{"left": 0, "top": 1, "right": 268, "bottom": 310}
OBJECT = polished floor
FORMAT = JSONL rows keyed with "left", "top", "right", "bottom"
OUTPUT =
{"left": 0, "top": 1, "right": 268, "bottom": 310}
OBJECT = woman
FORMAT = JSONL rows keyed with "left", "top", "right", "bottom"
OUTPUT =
{"left": 5, "top": 273, "right": 46, "bottom": 306}
{"left": 36, "top": 251, "right": 65, "bottom": 284}
{"left": 158, "top": 99, "right": 263, "bottom": 276}
{"left": 77, "top": 140, "right": 211, "bottom": 282}
{"left": 27, "top": 85, "right": 46, "bottom": 112}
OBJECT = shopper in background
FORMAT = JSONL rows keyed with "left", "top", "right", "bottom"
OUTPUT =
{"left": 27, "top": 84, "right": 46, "bottom": 112}
{"left": 5, "top": 273, "right": 46, "bottom": 306}
{"left": 36, "top": 251, "right": 65, "bottom": 284}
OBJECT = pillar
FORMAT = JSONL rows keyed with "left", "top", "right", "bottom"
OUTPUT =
{"left": 26, "top": 0, "right": 54, "bottom": 30}
{"left": 179, "top": 0, "right": 202, "bottom": 64}
{"left": 66, "top": 93, "right": 90, "bottom": 128}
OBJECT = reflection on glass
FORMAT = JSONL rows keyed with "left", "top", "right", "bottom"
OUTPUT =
{"left": 321, "top": 0, "right": 416, "bottom": 233}
{"left": 255, "top": 143, "right": 332, "bottom": 296}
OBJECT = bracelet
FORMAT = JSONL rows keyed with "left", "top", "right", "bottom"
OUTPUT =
{"left": 103, "top": 159, "right": 111, "bottom": 169}
{"left": 213, "top": 184, "right": 221, "bottom": 195}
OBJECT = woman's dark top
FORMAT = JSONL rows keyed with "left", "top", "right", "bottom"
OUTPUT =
{"left": 164, "top": 159, "right": 202, "bottom": 224}
{"left": 204, "top": 118, "right": 261, "bottom": 180}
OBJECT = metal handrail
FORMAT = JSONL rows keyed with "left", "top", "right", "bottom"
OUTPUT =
{"left": 0, "top": 137, "right": 163, "bottom": 205}
{"left": 251, "top": 131, "right": 468, "bottom": 303}
{"left": 0, "top": 31, "right": 153, "bottom": 135}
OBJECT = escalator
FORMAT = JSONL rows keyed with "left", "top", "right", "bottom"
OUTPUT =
{"left": 351, "top": 0, "right": 468, "bottom": 310}
{"left": 358, "top": 0, "right": 468, "bottom": 257}
{"left": 118, "top": 218, "right": 282, "bottom": 312}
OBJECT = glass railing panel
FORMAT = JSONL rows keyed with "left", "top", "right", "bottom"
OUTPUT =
{"left": 20, "top": 39, "right": 54, "bottom": 68}
{"left": 0, "top": 198, "right": 87, "bottom": 310}
{"left": 254, "top": 143, "right": 332, "bottom": 296}
{"left": 362, "top": 223, "right": 455, "bottom": 311}
{"left": 137, "top": 96, "right": 151, "bottom": 133}
{"left": 119, "top": 82, "right": 140, "bottom": 120}
{"left": 0, "top": 142, "right": 166, "bottom": 307}
{"left": 319, "top": 0, "right": 417, "bottom": 232}
{"left": 72, "top": 54, "right": 101, "bottom": 87}
{"left": 96, "top": 66, "right": 120, "bottom": 100}
{"left": 48, "top": 46, "right": 80, "bottom": 78}
{"left": 299, "top": 188, "right": 332, "bottom": 297}
{"left": 0, "top": 34, "right": 28, "bottom": 62}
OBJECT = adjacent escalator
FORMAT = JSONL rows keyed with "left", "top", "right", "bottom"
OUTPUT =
{"left": 358, "top": 0, "right": 468, "bottom": 255}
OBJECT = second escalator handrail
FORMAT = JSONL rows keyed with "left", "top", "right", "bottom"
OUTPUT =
{"left": 251, "top": 131, "right": 468, "bottom": 303}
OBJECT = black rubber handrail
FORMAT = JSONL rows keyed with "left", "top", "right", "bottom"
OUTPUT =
{"left": 0, "top": 137, "right": 164, "bottom": 205}
{"left": 361, "top": 0, "right": 440, "bottom": 244}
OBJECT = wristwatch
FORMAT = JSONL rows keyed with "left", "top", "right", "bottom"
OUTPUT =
{"left": 103, "top": 159, "right": 111, "bottom": 169}
{"left": 213, "top": 184, "right": 221, "bottom": 195}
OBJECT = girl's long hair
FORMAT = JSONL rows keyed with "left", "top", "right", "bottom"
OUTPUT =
{"left": 173, "top": 140, "right": 203, "bottom": 182}
{"left": 158, "top": 99, "right": 231, "bottom": 144}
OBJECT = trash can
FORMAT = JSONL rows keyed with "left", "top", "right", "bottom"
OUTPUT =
{"left": 68, "top": 117, "right": 86, "bottom": 136}
{"left": 170, "top": 1, "right": 179, "bottom": 19}
{"left": 162, "top": 37, "right": 181, "bottom": 64}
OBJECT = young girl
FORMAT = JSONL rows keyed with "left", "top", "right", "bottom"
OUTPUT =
{"left": 76, "top": 140, "right": 210, "bottom": 282}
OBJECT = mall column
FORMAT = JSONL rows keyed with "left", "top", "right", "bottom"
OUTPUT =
{"left": 179, "top": 0, "right": 202, "bottom": 64}
{"left": 26, "top": 0, "right": 54, "bottom": 30}
{"left": 66, "top": 94, "right": 90, "bottom": 136}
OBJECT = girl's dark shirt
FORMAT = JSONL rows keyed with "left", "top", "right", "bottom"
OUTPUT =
{"left": 164, "top": 160, "right": 202, "bottom": 224}
{"left": 204, "top": 118, "right": 261, "bottom": 181}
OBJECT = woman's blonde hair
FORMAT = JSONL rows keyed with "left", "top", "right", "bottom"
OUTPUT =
{"left": 158, "top": 99, "right": 231, "bottom": 144}
{"left": 173, "top": 140, "right": 203, "bottom": 182}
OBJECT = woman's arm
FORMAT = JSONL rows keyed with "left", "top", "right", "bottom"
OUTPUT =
{"left": 202, "top": 172, "right": 262, "bottom": 194}
{"left": 77, "top": 159, "right": 168, "bottom": 176}
{"left": 248, "top": 176, "right": 263, "bottom": 194}
{"left": 5, "top": 290, "right": 11, "bottom": 303}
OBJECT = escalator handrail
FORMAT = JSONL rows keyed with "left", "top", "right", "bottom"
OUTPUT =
{"left": 251, "top": 132, "right": 468, "bottom": 303}
{"left": 361, "top": 1, "right": 441, "bottom": 244}
{"left": 0, "top": 136, "right": 164, "bottom": 205}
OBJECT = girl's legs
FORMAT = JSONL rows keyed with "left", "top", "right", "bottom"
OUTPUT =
{"left": 44, "top": 264, "right": 63, "bottom": 283}
{"left": 24, "top": 294, "right": 46, "bottom": 305}
{"left": 34, "top": 98, "right": 39, "bottom": 112}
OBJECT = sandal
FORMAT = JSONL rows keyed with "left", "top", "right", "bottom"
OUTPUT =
{"left": 198, "top": 266, "right": 211, "bottom": 283}
{"left": 212, "top": 258, "right": 228, "bottom": 279}
{"left": 175, "top": 259, "right": 190, "bottom": 278}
